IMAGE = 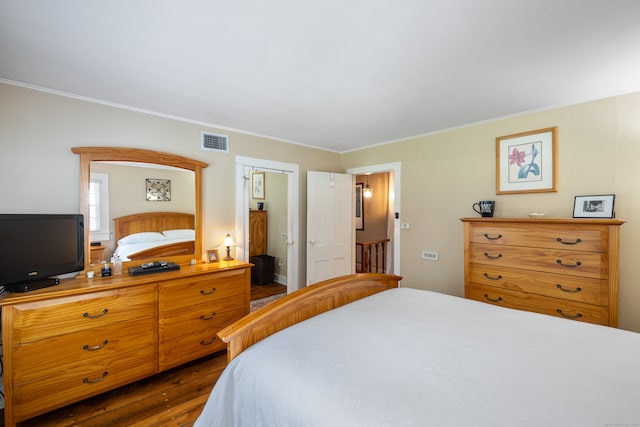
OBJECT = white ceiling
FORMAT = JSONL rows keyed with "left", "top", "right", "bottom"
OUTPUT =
{"left": 2, "top": 1, "right": 640, "bottom": 152}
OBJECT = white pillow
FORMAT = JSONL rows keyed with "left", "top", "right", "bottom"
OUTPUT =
{"left": 118, "top": 231, "right": 166, "bottom": 246}
{"left": 162, "top": 229, "right": 195, "bottom": 240}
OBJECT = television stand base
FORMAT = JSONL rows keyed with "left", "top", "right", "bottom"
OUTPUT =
{"left": 5, "top": 278, "right": 60, "bottom": 293}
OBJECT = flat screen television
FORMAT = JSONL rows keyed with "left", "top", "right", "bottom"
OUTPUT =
{"left": 0, "top": 214, "right": 84, "bottom": 292}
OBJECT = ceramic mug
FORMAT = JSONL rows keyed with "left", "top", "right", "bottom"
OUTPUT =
{"left": 473, "top": 200, "right": 495, "bottom": 217}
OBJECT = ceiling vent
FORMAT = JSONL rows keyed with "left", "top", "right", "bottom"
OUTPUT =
{"left": 201, "top": 131, "right": 229, "bottom": 153}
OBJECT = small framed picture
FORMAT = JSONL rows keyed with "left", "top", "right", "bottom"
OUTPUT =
{"left": 146, "top": 178, "right": 171, "bottom": 201}
{"left": 207, "top": 249, "right": 220, "bottom": 263}
{"left": 573, "top": 194, "right": 615, "bottom": 218}
{"left": 252, "top": 172, "right": 265, "bottom": 199}
{"left": 355, "top": 183, "right": 364, "bottom": 230}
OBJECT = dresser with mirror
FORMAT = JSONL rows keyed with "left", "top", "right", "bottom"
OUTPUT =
{"left": 0, "top": 147, "right": 251, "bottom": 427}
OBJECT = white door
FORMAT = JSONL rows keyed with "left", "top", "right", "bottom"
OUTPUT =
{"left": 306, "top": 171, "right": 353, "bottom": 285}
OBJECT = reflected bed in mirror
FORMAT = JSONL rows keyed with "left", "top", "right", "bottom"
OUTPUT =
{"left": 113, "top": 212, "right": 195, "bottom": 261}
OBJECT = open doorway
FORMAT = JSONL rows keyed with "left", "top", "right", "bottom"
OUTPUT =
{"left": 348, "top": 162, "right": 401, "bottom": 276}
{"left": 355, "top": 172, "right": 391, "bottom": 273}
{"left": 235, "top": 156, "right": 300, "bottom": 293}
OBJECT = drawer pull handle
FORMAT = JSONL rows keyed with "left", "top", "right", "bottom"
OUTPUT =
{"left": 83, "top": 308, "right": 108, "bottom": 319}
{"left": 200, "top": 337, "right": 217, "bottom": 346}
{"left": 200, "top": 287, "right": 217, "bottom": 296}
{"left": 556, "top": 237, "right": 582, "bottom": 245}
{"left": 483, "top": 294, "right": 503, "bottom": 303}
{"left": 483, "top": 252, "right": 503, "bottom": 260}
{"left": 483, "top": 233, "right": 503, "bottom": 240}
{"left": 83, "top": 340, "right": 109, "bottom": 351}
{"left": 556, "top": 309, "right": 583, "bottom": 319}
{"left": 483, "top": 273, "right": 502, "bottom": 281}
{"left": 556, "top": 260, "right": 582, "bottom": 268}
{"left": 83, "top": 371, "right": 108, "bottom": 384}
{"left": 199, "top": 312, "right": 217, "bottom": 320}
{"left": 556, "top": 284, "right": 582, "bottom": 293}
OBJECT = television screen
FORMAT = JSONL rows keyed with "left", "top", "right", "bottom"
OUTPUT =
{"left": 0, "top": 214, "right": 84, "bottom": 292}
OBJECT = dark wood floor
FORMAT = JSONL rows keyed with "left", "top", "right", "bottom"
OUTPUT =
{"left": 19, "top": 352, "right": 227, "bottom": 427}
{"left": 6, "top": 282, "right": 287, "bottom": 427}
{"left": 250, "top": 281, "right": 286, "bottom": 301}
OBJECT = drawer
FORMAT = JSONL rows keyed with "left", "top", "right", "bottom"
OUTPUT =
{"left": 12, "top": 345, "right": 156, "bottom": 423}
{"left": 159, "top": 269, "right": 248, "bottom": 312}
{"left": 11, "top": 285, "right": 156, "bottom": 343}
{"left": 468, "top": 264, "right": 608, "bottom": 305}
{"left": 467, "top": 283, "right": 608, "bottom": 325}
{"left": 469, "top": 223, "right": 607, "bottom": 252}
{"left": 12, "top": 317, "right": 156, "bottom": 383}
{"left": 159, "top": 295, "right": 247, "bottom": 370}
{"left": 159, "top": 331, "right": 226, "bottom": 371}
{"left": 160, "top": 293, "right": 247, "bottom": 342}
{"left": 470, "top": 243, "right": 608, "bottom": 279}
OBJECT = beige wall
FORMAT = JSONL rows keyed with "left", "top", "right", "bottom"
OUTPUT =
{"left": 2, "top": 82, "right": 640, "bottom": 332}
{"left": 343, "top": 92, "right": 640, "bottom": 332}
{"left": 92, "top": 162, "right": 195, "bottom": 219}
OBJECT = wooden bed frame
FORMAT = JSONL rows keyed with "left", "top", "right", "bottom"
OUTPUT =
{"left": 218, "top": 273, "right": 402, "bottom": 361}
{"left": 112, "top": 212, "right": 195, "bottom": 260}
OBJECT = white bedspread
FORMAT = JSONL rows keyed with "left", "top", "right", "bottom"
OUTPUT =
{"left": 195, "top": 288, "right": 640, "bottom": 426}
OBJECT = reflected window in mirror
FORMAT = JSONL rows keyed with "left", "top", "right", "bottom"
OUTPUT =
{"left": 90, "top": 172, "right": 110, "bottom": 242}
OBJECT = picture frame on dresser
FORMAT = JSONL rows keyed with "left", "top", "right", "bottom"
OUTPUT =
{"left": 496, "top": 127, "right": 558, "bottom": 194}
{"left": 573, "top": 194, "right": 615, "bottom": 218}
{"left": 207, "top": 249, "right": 219, "bottom": 263}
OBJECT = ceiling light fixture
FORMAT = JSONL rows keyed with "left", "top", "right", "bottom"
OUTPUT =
{"left": 363, "top": 175, "right": 373, "bottom": 199}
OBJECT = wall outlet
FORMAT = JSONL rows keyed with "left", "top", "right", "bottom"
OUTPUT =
{"left": 422, "top": 251, "right": 439, "bottom": 261}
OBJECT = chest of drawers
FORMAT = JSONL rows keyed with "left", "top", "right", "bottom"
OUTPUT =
{"left": 0, "top": 261, "right": 251, "bottom": 427}
{"left": 461, "top": 218, "right": 624, "bottom": 326}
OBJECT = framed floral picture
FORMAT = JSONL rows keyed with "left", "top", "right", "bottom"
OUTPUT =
{"left": 496, "top": 127, "right": 558, "bottom": 194}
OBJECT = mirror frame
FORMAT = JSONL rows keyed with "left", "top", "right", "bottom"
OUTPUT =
{"left": 72, "top": 147, "right": 208, "bottom": 269}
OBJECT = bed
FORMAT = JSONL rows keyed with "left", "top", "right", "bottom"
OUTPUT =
{"left": 195, "top": 273, "right": 640, "bottom": 426}
{"left": 112, "top": 212, "right": 195, "bottom": 261}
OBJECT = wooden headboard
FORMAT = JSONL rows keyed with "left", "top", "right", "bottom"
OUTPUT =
{"left": 113, "top": 212, "right": 195, "bottom": 242}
